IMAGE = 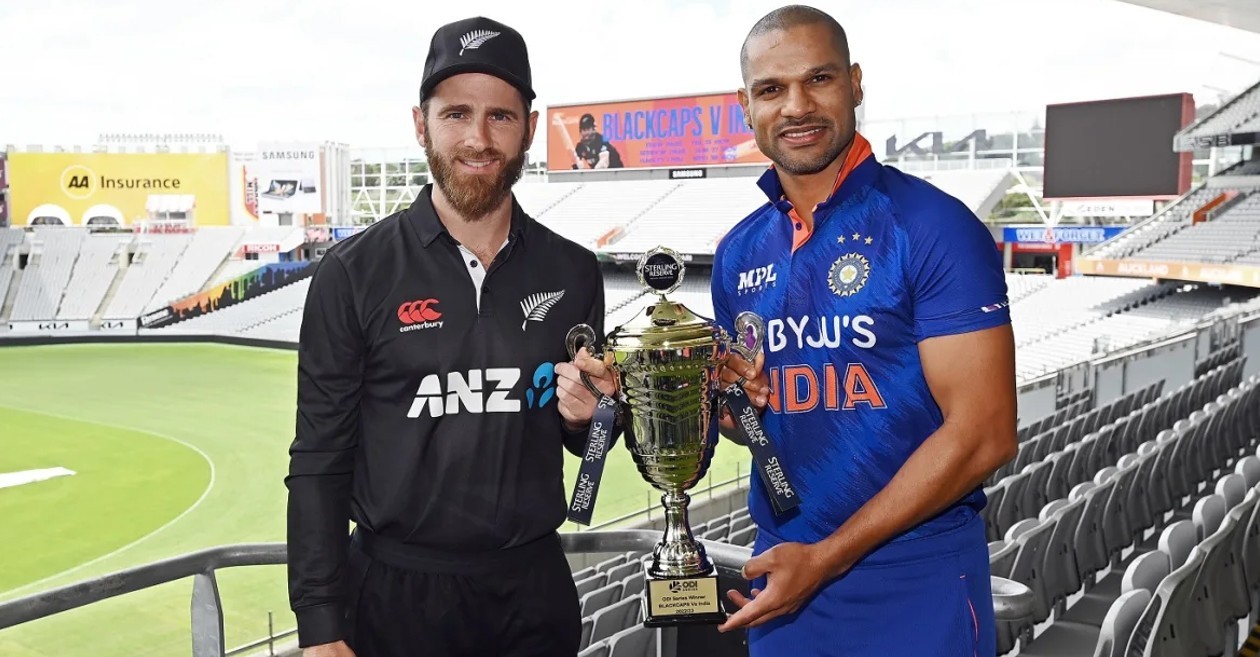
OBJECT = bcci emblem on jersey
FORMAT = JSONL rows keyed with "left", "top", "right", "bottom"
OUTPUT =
{"left": 828, "top": 252, "right": 870, "bottom": 297}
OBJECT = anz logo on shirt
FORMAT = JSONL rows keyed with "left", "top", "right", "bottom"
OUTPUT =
{"left": 406, "top": 361, "right": 558, "bottom": 418}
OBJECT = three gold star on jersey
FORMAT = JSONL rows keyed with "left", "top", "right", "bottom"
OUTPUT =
{"left": 829, "top": 231, "right": 872, "bottom": 297}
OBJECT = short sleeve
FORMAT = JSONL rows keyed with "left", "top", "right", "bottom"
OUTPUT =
{"left": 711, "top": 246, "right": 735, "bottom": 336}
{"left": 905, "top": 195, "right": 1010, "bottom": 341}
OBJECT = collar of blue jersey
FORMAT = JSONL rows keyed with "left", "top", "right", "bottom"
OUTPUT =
{"left": 755, "top": 149, "right": 880, "bottom": 216}
{"left": 409, "top": 183, "right": 529, "bottom": 249}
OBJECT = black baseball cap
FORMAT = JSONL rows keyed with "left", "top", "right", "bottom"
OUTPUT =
{"left": 579, "top": 113, "right": 596, "bottom": 130}
{"left": 420, "top": 16, "right": 535, "bottom": 103}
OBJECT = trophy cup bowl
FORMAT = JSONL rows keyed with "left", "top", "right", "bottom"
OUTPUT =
{"left": 566, "top": 247, "right": 762, "bottom": 626}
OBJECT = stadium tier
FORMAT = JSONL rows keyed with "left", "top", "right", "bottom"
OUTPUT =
{"left": 55, "top": 233, "right": 131, "bottom": 320}
{"left": 1082, "top": 79, "right": 1260, "bottom": 288}
{"left": 1130, "top": 193, "right": 1260, "bottom": 263}
{"left": 1083, "top": 185, "right": 1219, "bottom": 260}
{"left": 7, "top": 228, "right": 86, "bottom": 321}
{"left": 154, "top": 277, "right": 310, "bottom": 342}
{"left": 509, "top": 171, "right": 1012, "bottom": 256}
{"left": 1174, "top": 77, "right": 1260, "bottom": 149}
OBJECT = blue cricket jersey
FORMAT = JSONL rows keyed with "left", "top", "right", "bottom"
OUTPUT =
{"left": 712, "top": 133, "right": 1011, "bottom": 550}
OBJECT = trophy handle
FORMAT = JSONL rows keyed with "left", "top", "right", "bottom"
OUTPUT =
{"left": 731, "top": 311, "right": 765, "bottom": 363}
{"left": 566, "top": 323, "right": 606, "bottom": 399}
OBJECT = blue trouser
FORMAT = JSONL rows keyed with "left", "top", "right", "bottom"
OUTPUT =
{"left": 748, "top": 514, "right": 995, "bottom": 657}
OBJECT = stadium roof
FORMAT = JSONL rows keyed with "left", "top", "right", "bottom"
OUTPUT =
{"left": 1116, "top": 0, "right": 1260, "bottom": 34}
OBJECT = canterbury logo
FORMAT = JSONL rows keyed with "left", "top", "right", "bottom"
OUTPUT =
{"left": 520, "top": 290, "right": 565, "bottom": 331}
{"left": 459, "top": 30, "right": 500, "bottom": 56}
{"left": 398, "top": 299, "right": 444, "bottom": 333}
{"left": 399, "top": 299, "right": 442, "bottom": 323}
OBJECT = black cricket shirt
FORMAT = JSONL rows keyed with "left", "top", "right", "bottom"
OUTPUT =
{"left": 285, "top": 184, "right": 605, "bottom": 646}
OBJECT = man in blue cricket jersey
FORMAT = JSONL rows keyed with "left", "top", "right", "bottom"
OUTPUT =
{"left": 711, "top": 5, "right": 1018, "bottom": 655}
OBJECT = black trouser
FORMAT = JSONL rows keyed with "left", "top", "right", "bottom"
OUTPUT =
{"left": 343, "top": 529, "right": 581, "bottom": 657}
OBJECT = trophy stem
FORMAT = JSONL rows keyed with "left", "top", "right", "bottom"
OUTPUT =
{"left": 651, "top": 490, "right": 711, "bottom": 579}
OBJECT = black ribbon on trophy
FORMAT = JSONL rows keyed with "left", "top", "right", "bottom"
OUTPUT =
{"left": 564, "top": 325, "right": 623, "bottom": 526}
{"left": 721, "top": 311, "right": 801, "bottom": 516}
{"left": 566, "top": 393, "right": 621, "bottom": 526}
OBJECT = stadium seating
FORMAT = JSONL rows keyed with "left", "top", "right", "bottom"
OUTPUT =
{"left": 512, "top": 180, "right": 582, "bottom": 217}
{"left": 0, "top": 228, "right": 27, "bottom": 313}
{"left": 208, "top": 259, "right": 264, "bottom": 287}
{"left": 98, "top": 233, "right": 192, "bottom": 320}
{"left": 984, "top": 361, "right": 1258, "bottom": 655}
{"left": 517, "top": 167, "right": 1010, "bottom": 259}
{"left": 1005, "top": 272, "right": 1051, "bottom": 303}
{"left": 1175, "top": 78, "right": 1260, "bottom": 145}
{"left": 144, "top": 227, "right": 245, "bottom": 312}
{"left": 1218, "top": 158, "right": 1260, "bottom": 177}
{"left": 560, "top": 345, "right": 1259, "bottom": 656}
{"left": 533, "top": 181, "right": 682, "bottom": 249}
{"left": 1130, "top": 192, "right": 1260, "bottom": 264}
{"left": 56, "top": 233, "right": 132, "bottom": 320}
{"left": 602, "top": 177, "right": 767, "bottom": 254}
{"left": 1009, "top": 277, "right": 1166, "bottom": 347}
{"left": 1085, "top": 186, "right": 1217, "bottom": 260}
{"left": 8, "top": 228, "right": 86, "bottom": 320}
{"left": 1012, "top": 285, "right": 1239, "bottom": 381}
{"left": 146, "top": 277, "right": 311, "bottom": 341}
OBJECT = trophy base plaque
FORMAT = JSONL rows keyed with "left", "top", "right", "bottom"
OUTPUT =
{"left": 641, "top": 571, "right": 728, "bottom": 627}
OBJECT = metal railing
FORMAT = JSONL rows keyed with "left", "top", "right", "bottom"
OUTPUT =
{"left": 0, "top": 531, "right": 1033, "bottom": 657}
{"left": 578, "top": 466, "right": 752, "bottom": 532}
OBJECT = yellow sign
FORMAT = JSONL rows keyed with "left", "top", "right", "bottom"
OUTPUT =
{"left": 8, "top": 152, "right": 230, "bottom": 226}
{"left": 1077, "top": 257, "right": 1260, "bottom": 289}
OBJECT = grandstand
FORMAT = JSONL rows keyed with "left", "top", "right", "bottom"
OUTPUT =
{"left": 1082, "top": 76, "right": 1260, "bottom": 291}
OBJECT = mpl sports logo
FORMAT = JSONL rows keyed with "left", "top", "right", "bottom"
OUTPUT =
{"left": 398, "top": 299, "right": 443, "bottom": 333}
{"left": 407, "top": 362, "right": 559, "bottom": 418}
{"left": 737, "top": 263, "right": 777, "bottom": 296}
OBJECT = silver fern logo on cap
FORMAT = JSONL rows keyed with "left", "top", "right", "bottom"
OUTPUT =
{"left": 459, "top": 30, "right": 500, "bottom": 56}
{"left": 520, "top": 290, "right": 565, "bottom": 331}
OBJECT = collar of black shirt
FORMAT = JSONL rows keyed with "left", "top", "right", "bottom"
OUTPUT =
{"left": 408, "top": 184, "right": 530, "bottom": 250}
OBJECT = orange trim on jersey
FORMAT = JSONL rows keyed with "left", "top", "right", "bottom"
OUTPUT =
{"left": 785, "top": 132, "right": 874, "bottom": 252}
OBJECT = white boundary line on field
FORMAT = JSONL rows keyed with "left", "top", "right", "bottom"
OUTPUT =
{"left": 0, "top": 403, "right": 217, "bottom": 601}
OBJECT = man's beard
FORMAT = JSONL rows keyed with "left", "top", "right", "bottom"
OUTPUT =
{"left": 762, "top": 118, "right": 849, "bottom": 176}
{"left": 425, "top": 129, "right": 528, "bottom": 220}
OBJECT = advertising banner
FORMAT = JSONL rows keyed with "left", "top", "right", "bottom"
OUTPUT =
{"left": 1059, "top": 199, "right": 1154, "bottom": 218}
{"left": 255, "top": 143, "right": 323, "bottom": 215}
{"left": 7, "top": 320, "right": 91, "bottom": 334}
{"left": 332, "top": 225, "right": 367, "bottom": 241}
{"left": 548, "top": 92, "right": 769, "bottom": 171}
{"left": 141, "top": 261, "right": 315, "bottom": 328}
{"left": 230, "top": 152, "right": 260, "bottom": 226}
{"left": 1077, "top": 258, "right": 1260, "bottom": 289}
{"left": 7, "top": 152, "right": 229, "bottom": 226}
{"left": 1003, "top": 226, "right": 1127, "bottom": 244}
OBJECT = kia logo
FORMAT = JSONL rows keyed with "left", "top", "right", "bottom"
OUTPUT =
{"left": 398, "top": 299, "right": 441, "bottom": 324}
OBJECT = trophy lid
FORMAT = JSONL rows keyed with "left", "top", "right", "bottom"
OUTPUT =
{"left": 610, "top": 247, "right": 719, "bottom": 348}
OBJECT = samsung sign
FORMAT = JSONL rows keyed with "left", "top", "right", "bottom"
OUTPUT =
{"left": 1003, "top": 226, "right": 1127, "bottom": 244}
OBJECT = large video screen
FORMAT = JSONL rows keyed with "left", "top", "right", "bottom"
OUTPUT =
{"left": 547, "top": 92, "right": 770, "bottom": 171}
{"left": 1043, "top": 93, "right": 1193, "bottom": 199}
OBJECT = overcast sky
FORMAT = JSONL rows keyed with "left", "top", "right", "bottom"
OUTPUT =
{"left": 2, "top": 0, "right": 1260, "bottom": 160}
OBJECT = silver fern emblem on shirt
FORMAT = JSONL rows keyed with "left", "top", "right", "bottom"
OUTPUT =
{"left": 459, "top": 30, "right": 500, "bottom": 56}
{"left": 520, "top": 290, "right": 565, "bottom": 331}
